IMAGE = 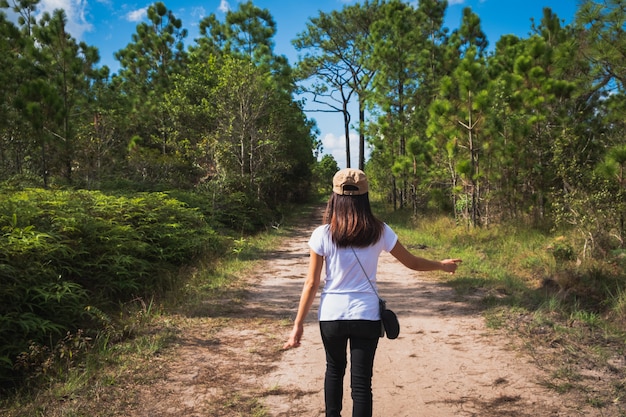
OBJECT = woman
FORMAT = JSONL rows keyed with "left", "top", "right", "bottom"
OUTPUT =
{"left": 283, "top": 168, "right": 461, "bottom": 417}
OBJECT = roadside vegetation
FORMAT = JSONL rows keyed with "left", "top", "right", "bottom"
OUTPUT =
{"left": 0, "top": 185, "right": 310, "bottom": 416}
{"left": 381, "top": 204, "right": 626, "bottom": 413}
{"left": 2, "top": 195, "right": 624, "bottom": 416}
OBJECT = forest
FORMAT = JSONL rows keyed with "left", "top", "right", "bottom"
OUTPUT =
{"left": 0, "top": 0, "right": 625, "bottom": 391}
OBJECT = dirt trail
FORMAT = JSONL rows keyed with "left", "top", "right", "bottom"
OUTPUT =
{"left": 129, "top": 205, "right": 604, "bottom": 417}
{"left": 257, "top": 207, "right": 569, "bottom": 417}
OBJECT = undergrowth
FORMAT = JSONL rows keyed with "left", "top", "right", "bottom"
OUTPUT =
{"left": 0, "top": 200, "right": 312, "bottom": 417}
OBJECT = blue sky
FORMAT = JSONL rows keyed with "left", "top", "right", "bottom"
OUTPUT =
{"left": 7, "top": 0, "right": 579, "bottom": 168}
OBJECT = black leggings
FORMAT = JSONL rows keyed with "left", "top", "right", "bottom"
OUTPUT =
{"left": 319, "top": 320, "right": 381, "bottom": 417}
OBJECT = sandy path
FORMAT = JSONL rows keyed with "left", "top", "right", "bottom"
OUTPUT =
{"left": 127, "top": 205, "right": 608, "bottom": 417}
{"left": 253, "top": 206, "right": 595, "bottom": 417}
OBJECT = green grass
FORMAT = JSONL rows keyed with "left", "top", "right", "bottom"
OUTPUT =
{"left": 378, "top": 204, "right": 626, "bottom": 321}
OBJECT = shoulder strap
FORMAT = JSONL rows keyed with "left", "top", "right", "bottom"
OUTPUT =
{"left": 351, "top": 247, "right": 382, "bottom": 300}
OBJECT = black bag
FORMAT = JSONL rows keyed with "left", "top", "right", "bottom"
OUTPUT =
{"left": 379, "top": 298, "right": 400, "bottom": 339}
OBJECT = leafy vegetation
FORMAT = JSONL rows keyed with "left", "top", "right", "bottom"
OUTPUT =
{"left": 0, "top": 0, "right": 317, "bottom": 392}
{"left": 0, "top": 200, "right": 309, "bottom": 417}
{"left": 0, "top": 187, "right": 227, "bottom": 386}
{"left": 0, "top": 0, "right": 317, "bottom": 208}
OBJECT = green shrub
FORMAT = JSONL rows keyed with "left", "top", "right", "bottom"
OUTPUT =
{"left": 0, "top": 188, "right": 224, "bottom": 386}
{"left": 549, "top": 237, "right": 577, "bottom": 262}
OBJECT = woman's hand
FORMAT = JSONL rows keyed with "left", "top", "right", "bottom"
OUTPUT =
{"left": 283, "top": 324, "right": 304, "bottom": 349}
{"left": 440, "top": 258, "right": 462, "bottom": 274}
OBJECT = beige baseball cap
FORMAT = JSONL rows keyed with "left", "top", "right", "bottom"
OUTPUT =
{"left": 332, "top": 168, "right": 369, "bottom": 196}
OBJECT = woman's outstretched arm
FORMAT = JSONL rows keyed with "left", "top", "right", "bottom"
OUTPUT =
{"left": 389, "top": 241, "right": 461, "bottom": 274}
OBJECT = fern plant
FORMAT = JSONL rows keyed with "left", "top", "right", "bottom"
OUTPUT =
{"left": 0, "top": 188, "right": 223, "bottom": 386}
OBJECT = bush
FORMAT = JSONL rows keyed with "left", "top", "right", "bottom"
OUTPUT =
{"left": 0, "top": 188, "right": 223, "bottom": 386}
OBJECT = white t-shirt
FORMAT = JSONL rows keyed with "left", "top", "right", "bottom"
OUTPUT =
{"left": 308, "top": 223, "right": 398, "bottom": 321}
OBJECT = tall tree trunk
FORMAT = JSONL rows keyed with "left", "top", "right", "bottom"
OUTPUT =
{"left": 41, "top": 135, "right": 49, "bottom": 189}
{"left": 343, "top": 105, "right": 351, "bottom": 168}
{"left": 459, "top": 91, "right": 481, "bottom": 227}
{"left": 358, "top": 96, "right": 365, "bottom": 170}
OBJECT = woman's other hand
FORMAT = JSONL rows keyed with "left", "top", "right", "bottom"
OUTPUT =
{"left": 440, "top": 258, "right": 462, "bottom": 274}
{"left": 283, "top": 324, "right": 304, "bottom": 349}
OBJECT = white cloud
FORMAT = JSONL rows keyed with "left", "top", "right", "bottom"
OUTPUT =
{"left": 190, "top": 6, "right": 206, "bottom": 21}
{"left": 448, "top": 0, "right": 466, "bottom": 5}
{"left": 125, "top": 7, "right": 148, "bottom": 23}
{"left": 38, "top": 0, "right": 93, "bottom": 39}
{"left": 322, "top": 131, "right": 364, "bottom": 169}
{"left": 218, "top": 0, "right": 230, "bottom": 13}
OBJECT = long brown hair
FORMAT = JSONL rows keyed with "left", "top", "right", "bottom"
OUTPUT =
{"left": 323, "top": 192, "right": 384, "bottom": 247}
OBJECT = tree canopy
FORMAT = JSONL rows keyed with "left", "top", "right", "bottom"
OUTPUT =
{"left": 0, "top": 0, "right": 624, "bottom": 249}
{"left": 0, "top": 0, "right": 317, "bottom": 212}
